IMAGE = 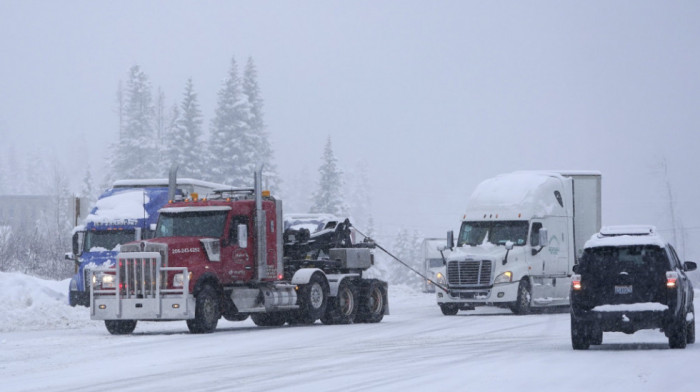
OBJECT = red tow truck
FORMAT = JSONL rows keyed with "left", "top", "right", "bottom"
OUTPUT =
{"left": 90, "top": 168, "right": 388, "bottom": 334}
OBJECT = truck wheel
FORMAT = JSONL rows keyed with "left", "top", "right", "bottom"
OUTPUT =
{"left": 105, "top": 320, "right": 137, "bottom": 335}
{"left": 439, "top": 303, "right": 459, "bottom": 316}
{"left": 296, "top": 272, "right": 329, "bottom": 324}
{"left": 669, "top": 308, "right": 688, "bottom": 349}
{"left": 187, "top": 285, "right": 221, "bottom": 334}
{"left": 223, "top": 313, "right": 250, "bottom": 322}
{"left": 571, "top": 317, "right": 591, "bottom": 350}
{"left": 687, "top": 305, "right": 695, "bottom": 344}
{"left": 321, "top": 279, "right": 359, "bottom": 325}
{"left": 590, "top": 324, "right": 603, "bottom": 345}
{"left": 510, "top": 279, "right": 532, "bottom": 315}
{"left": 251, "top": 312, "right": 287, "bottom": 327}
{"left": 357, "top": 280, "right": 386, "bottom": 323}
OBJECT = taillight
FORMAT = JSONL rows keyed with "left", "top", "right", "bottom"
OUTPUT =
{"left": 666, "top": 271, "right": 678, "bottom": 288}
{"left": 571, "top": 274, "right": 582, "bottom": 290}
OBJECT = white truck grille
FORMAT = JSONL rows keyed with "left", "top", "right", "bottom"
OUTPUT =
{"left": 447, "top": 260, "right": 492, "bottom": 286}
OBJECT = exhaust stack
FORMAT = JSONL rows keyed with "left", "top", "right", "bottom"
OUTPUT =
{"left": 254, "top": 165, "right": 267, "bottom": 281}
{"left": 167, "top": 164, "right": 178, "bottom": 201}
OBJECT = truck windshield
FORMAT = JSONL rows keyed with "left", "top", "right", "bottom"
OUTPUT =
{"left": 427, "top": 259, "right": 443, "bottom": 269}
{"left": 84, "top": 230, "right": 136, "bottom": 251}
{"left": 156, "top": 211, "right": 228, "bottom": 238}
{"left": 458, "top": 221, "right": 528, "bottom": 247}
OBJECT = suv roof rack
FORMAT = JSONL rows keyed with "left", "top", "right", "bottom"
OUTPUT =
{"left": 598, "top": 225, "right": 656, "bottom": 237}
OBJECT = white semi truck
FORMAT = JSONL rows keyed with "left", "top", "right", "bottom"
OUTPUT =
{"left": 436, "top": 171, "right": 601, "bottom": 315}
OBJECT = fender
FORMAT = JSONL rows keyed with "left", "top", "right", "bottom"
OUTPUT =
{"left": 291, "top": 268, "right": 324, "bottom": 285}
{"left": 193, "top": 272, "right": 222, "bottom": 296}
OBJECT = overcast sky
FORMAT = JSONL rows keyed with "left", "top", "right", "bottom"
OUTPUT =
{"left": 1, "top": 1, "right": 699, "bottom": 257}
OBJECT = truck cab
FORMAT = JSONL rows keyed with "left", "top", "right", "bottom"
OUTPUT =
{"left": 436, "top": 171, "right": 601, "bottom": 315}
{"left": 66, "top": 178, "right": 228, "bottom": 306}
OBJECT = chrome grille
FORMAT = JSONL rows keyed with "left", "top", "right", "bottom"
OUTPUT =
{"left": 447, "top": 260, "right": 492, "bottom": 286}
{"left": 119, "top": 255, "right": 162, "bottom": 298}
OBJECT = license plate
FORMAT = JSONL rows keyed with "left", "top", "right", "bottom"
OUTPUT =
{"left": 615, "top": 285, "right": 633, "bottom": 295}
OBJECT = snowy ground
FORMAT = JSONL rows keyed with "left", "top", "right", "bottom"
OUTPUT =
{"left": 1, "top": 271, "right": 698, "bottom": 392}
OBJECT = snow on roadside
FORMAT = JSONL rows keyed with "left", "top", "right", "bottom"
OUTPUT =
{"left": 0, "top": 272, "right": 97, "bottom": 333}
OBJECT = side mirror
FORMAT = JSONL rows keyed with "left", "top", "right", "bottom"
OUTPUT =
{"left": 684, "top": 261, "right": 697, "bottom": 272}
{"left": 538, "top": 228, "right": 548, "bottom": 247}
{"left": 149, "top": 223, "right": 157, "bottom": 231}
{"left": 505, "top": 241, "right": 514, "bottom": 250}
{"left": 238, "top": 224, "right": 248, "bottom": 248}
{"left": 72, "top": 232, "right": 85, "bottom": 257}
{"left": 447, "top": 230, "right": 454, "bottom": 250}
{"left": 572, "top": 264, "right": 580, "bottom": 274}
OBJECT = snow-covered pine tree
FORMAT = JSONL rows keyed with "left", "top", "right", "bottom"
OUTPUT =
{"left": 108, "top": 65, "right": 158, "bottom": 181}
{"left": 389, "top": 228, "right": 412, "bottom": 285}
{"left": 347, "top": 160, "right": 373, "bottom": 232}
{"left": 165, "top": 78, "right": 205, "bottom": 178}
{"left": 207, "top": 57, "right": 248, "bottom": 186}
{"left": 310, "top": 137, "right": 347, "bottom": 217}
{"left": 242, "top": 57, "right": 280, "bottom": 192}
{"left": 79, "top": 165, "right": 97, "bottom": 209}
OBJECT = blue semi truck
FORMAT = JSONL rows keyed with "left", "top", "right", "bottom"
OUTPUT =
{"left": 66, "top": 177, "right": 227, "bottom": 306}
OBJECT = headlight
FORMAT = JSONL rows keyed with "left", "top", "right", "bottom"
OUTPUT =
{"left": 173, "top": 272, "right": 192, "bottom": 288}
{"left": 99, "top": 274, "right": 116, "bottom": 289}
{"left": 494, "top": 271, "right": 513, "bottom": 284}
{"left": 436, "top": 272, "right": 446, "bottom": 285}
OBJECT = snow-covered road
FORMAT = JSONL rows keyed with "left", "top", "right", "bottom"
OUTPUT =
{"left": 1, "top": 272, "right": 698, "bottom": 392}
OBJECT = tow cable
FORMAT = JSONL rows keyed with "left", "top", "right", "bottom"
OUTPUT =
{"left": 353, "top": 226, "right": 450, "bottom": 293}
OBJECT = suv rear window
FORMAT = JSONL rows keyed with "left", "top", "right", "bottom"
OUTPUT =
{"left": 581, "top": 245, "right": 669, "bottom": 275}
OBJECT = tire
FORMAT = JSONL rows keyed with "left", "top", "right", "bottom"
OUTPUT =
{"left": 571, "top": 317, "right": 591, "bottom": 350}
{"left": 186, "top": 285, "right": 221, "bottom": 334}
{"left": 668, "top": 309, "right": 688, "bottom": 349}
{"left": 510, "top": 279, "right": 532, "bottom": 315}
{"left": 590, "top": 324, "right": 603, "bottom": 345}
{"left": 251, "top": 312, "right": 287, "bottom": 327}
{"left": 356, "top": 280, "right": 387, "bottom": 323}
{"left": 105, "top": 320, "right": 137, "bottom": 335}
{"left": 223, "top": 313, "right": 250, "bottom": 322}
{"left": 295, "top": 272, "right": 329, "bottom": 324}
{"left": 440, "top": 303, "right": 459, "bottom": 316}
{"left": 68, "top": 291, "right": 77, "bottom": 307}
{"left": 688, "top": 305, "right": 695, "bottom": 345}
{"left": 321, "top": 279, "right": 359, "bottom": 325}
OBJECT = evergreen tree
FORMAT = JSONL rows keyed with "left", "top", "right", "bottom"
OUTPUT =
{"left": 80, "top": 165, "right": 97, "bottom": 209}
{"left": 165, "top": 79, "right": 205, "bottom": 178}
{"left": 108, "top": 65, "right": 158, "bottom": 181}
{"left": 207, "top": 57, "right": 248, "bottom": 186}
{"left": 347, "top": 160, "right": 373, "bottom": 231}
{"left": 242, "top": 57, "right": 280, "bottom": 192}
{"left": 310, "top": 137, "right": 347, "bottom": 216}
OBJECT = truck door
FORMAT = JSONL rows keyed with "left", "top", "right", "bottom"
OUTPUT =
{"left": 540, "top": 218, "right": 571, "bottom": 303}
{"left": 221, "top": 215, "right": 255, "bottom": 283}
{"left": 529, "top": 221, "right": 552, "bottom": 301}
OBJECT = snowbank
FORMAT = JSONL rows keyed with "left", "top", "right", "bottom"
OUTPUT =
{"left": 0, "top": 272, "right": 96, "bottom": 332}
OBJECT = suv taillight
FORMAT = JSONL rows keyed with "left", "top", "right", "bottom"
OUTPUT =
{"left": 571, "top": 274, "right": 582, "bottom": 290}
{"left": 666, "top": 271, "right": 678, "bottom": 288}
